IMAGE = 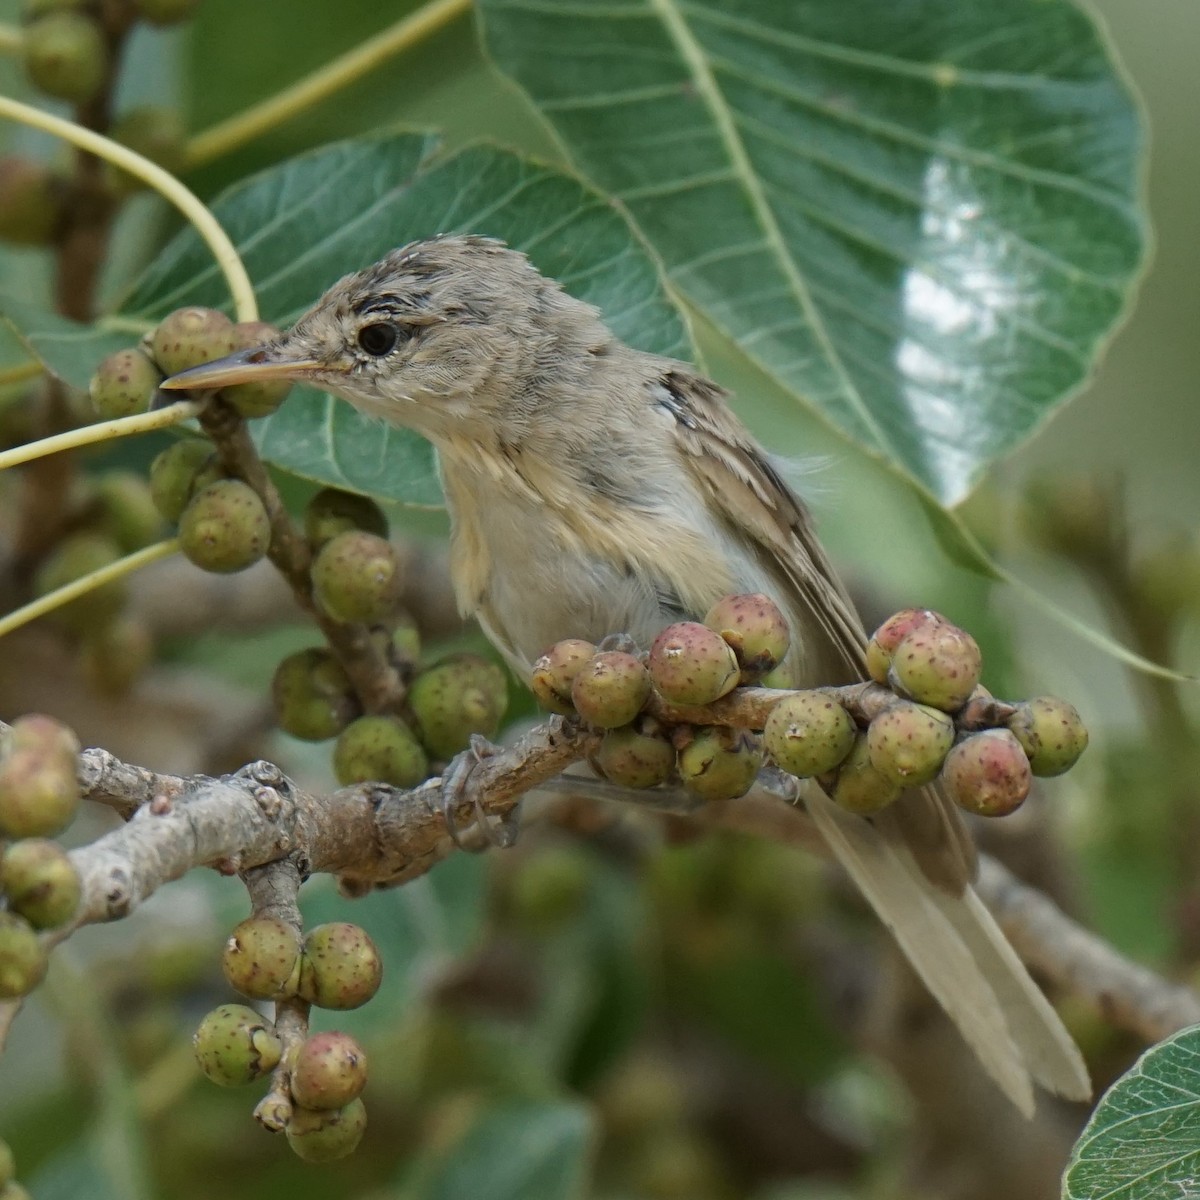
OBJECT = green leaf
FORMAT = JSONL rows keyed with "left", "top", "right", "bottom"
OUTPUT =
{"left": 1063, "top": 1023, "right": 1200, "bottom": 1200}
{"left": 0, "top": 297, "right": 135, "bottom": 392}
{"left": 122, "top": 131, "right": 690, "bottom": 505}
{"left": 409, "top": 1099, "right": 593, "bottom": 1200}
{"left": 478, "top": 0, "right": 1148, "bottom": 505}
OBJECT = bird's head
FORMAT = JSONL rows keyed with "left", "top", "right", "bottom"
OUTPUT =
{"left": 160, "top": 234, "right": 610, "bottom": 442}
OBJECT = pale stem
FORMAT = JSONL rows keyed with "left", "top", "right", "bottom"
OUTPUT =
{"left": 0, "top": 538, "right": 180, "bottom": 640}
{"left": 0, "top": 400, "right": 200, "bottom": 473}
{"left": 0, "top": 96, "right": 257, "bottom": 322}
{"left": 184, "top": 0, "right": 472, "bottom": 168}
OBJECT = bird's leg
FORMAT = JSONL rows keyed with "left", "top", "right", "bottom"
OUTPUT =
{"left": 436, "top": 733, "right": 520, "bottom": 851}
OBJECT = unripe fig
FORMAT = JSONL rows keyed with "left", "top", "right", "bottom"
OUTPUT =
{"left": 178, "top": 479, "right": 270, "bottom": 573}
{"left": 763, "top": 691, "right": 856, "bottom": 778}
{"left": 304, "top": 487, "right": 389, "bottom": 549}
{"left": 571, "top": 650, "right": 651, "bottom": 728}
{"left": 0, "top": 838, "right": 80, "bottom": 928}
{"left": 271, "top": 648, "right": 358, "bottom": 742}
{"left": 409, "top": 655, "right": 507, "bottom": 759}
{"left": 831, "top": 733, "right": 902, "bottom": 814}
{"left": 703, "top": 593, "right": 790, "bottom": 682}
{"left": 647, "top": 621, "right": 740, "bottom": 706}
{"left": 150, "top": 306, "right": 236, "bottom": 377}
{"left": 888, "top": 623, "right": 982, "bottom": 712}
{"left": 221, "top": 915, "right": 302, "bottom": 1000}
{"left": 108, "top": 106, "right": 186, "bottom": 192}
{"left": 311, "top": 530, "right": 401, "bottom": 624}
{"left": 33, "top": 531, "right": 126, "bottom": 633}
{"left": 0, "top": 156, "right": 63, "bottom": 245}
{"left": 333, "top": 715, "right": 428, "bottom": 788}
{"left": 148, "top": 438, "right": 224, "bottom": 523}
{"left": 134, "top": 0, "right": 202, "bottom": 25}
{"left": 1007, "top": 697, "right": 1089, "bottom": 777}
{"left": 286, "top": 1098, "right": 367, "bottom": 1163}
{"left": 942, "top": 729, "right": 1032, "bottom": 817}
{"left": 289, "top": 1031, "right": 367, "bottom": 1111}
{"left": 23, "top": 12, "right": 106, "bottom": 104}
{"left": 508, "top": 846, "right": 590, "bottom": 930}
{"left": 677, "top": 726, "right": 762, "bottom": 801}
{"left": 866, "top": 701, "right": 955, "bottom": 787}
{"left": 530, "top": 638, "right": 596, "bottom": 715}
{"left": 592, "top": 724, "right": 675, "bottom": 789}
{"left": 81, "top": 614, "right": 154, "bottom": 697}
{"left": 865, "top": 608, "right": 946, "bottom": 685}
{"left": 297, "top": 923, "right": 382, "bottom": 1010}
{"left": 0, "top": 912, "right": 47, "bottom": 998}
{"left": 389, "top": 618, "right": 421, "bottom": 665}
{"left": 96, "top": 470, "right": 165, "bottom": 552}
{"left": 222, "top": 321, "right": 290, "bottom": 418}
{"left": 0, "top": 714, "right": 81, "bottom": 838}
{"left": 192, "top": 1003, "right": 282, "bottom": 1086}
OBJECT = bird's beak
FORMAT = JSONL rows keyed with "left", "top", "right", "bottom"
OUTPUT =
{"left": 158, "top": 346, "right": 326, "bottom": 394}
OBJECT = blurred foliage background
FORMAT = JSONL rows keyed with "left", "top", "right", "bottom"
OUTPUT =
{"left": 0, "top": 0, "right": 1196, "bottom": 1197}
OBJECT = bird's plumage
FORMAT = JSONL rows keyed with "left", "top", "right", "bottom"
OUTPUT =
{"left": 162, "top": 234, "right": 1090, "bottom": 1113}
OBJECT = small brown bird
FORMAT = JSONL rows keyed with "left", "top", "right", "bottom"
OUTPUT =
{"left": 163, "top": 234, "right": 1089, "bottom": 1113}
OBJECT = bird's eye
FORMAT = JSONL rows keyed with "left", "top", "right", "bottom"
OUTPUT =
{"left": 357, "top": 322, "right": 400, "bottom": 357}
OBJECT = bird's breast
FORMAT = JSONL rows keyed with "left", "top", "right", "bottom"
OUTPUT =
{"left": 436, "top": 445, "right": 770, "bottom": 675}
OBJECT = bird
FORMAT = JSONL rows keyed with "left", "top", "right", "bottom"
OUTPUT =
{"left": 161, "top": 233, "right": 1090, "bottom": 1115}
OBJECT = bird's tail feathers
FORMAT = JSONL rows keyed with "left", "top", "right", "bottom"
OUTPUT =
{"left": 802, "top": 782, "right": 1090, "bottom": 1116}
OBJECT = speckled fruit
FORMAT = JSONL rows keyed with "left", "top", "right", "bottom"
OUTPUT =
{"left": 864, "top": 608, "right": 946, "bottom": 685}
{"left": 286, "top": 1098, "right": 367, "bottom": 1163}
{"left": 221, "top": 321, "right": 291, "bottom": 418}
{"left": 96, "top": 470, "right": 165, "bottom": 552}
{"left": 647, "top": 622, "right": 741, "bottom": 706}
{"left": 866, "top": 701, "right": 955, "bottom": 787}
{"left": 832, "top": 733, "right": 902, "bottom": 814}
{"left": 148, "top": 438, "right": 224, "bottom": 523}
{"left": 272, "top": 648, "right": 359, "bottom": 742}
{"left": 1007, "top": 697, "right": 1089, "bottom": 777}
{"left": 311, "top": 531, "right": 401, "bottom": 624}
{"left": 289, "top": 1031, "right": 367, "bottom": 1111}
{"left": 0, "top": 715, "right": 81, "bottom": 839}
{"left": 0, "top": 838, "right": 80, "bottom": 929}
{"left": 409, "top": 655, "right": 508, "bottom": 759}
{"left": 89, "top": 348, "right": 163, "bottom": 419}
{"left": 178, "top": 479, "right": 270, "bottom": 573}
{"left": 297, "top": 923, "right": 382, "bottom": 1010}
{"left": 763, "top": 691, "right": 856, "bottom": 778}
{"left": 530, "top": 638, "right": 596, "bottom": 715}
{"left": 0, "top": 913, "right": 47, "bottom": 998}
{"left": 703, "top": 593, "right": 790, "bottom": 682}
{"left": 571, "top": 651, "right": 651, "bottom": 728}
{"left": 332, "top": 715, "right": 429, "bottom": 788}
{"left": 221, "top": 916, "right": 302, "bottom": 1000}
{"left": 888, "top": 623, "right": 982, "bottom": 712}
{"left": 677, "top": 726, "right": 762, "bottom": 801}
{"left": 304, "top": 487, "right": 389, "bottom": 549}
{"left": 942, "top": 729, "right": 1032, "bottom": 817}
{"left": 192, "top": 1003, "right": 282, "bottom": 1086}
{"left": 592, "top": 724, "right": 676, "bottom": 789}
{"left": 150, "top": 307, "right": 236, "bottom": 377}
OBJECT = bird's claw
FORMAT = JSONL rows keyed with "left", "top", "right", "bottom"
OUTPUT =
{"left": 437, "top": 735, "right": 519, "bottom": 851}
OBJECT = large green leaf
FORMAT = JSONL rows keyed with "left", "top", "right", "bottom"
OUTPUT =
{"left": 407, "top": 1100, "right": 593, "bottom": 1200}
{"left": 478, "top": 0, "right": 1148, "bottom": 505}
{"left": 1063, "top": 1024, "right": 1200, "bottom": 1200}
{"left": 5, "top": 132, "right": 691, "bottom": 505}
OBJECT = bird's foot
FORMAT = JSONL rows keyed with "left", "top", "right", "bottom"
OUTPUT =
{"left": 438, "top": 734, "right": 519, "bottom": 851}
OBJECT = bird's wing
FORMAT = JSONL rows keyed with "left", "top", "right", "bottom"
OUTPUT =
{"left": 659, "top": 367, "right": 1090, "bottom": 1110}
